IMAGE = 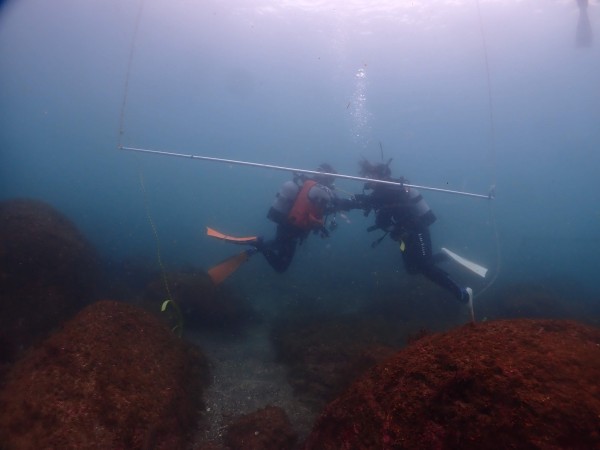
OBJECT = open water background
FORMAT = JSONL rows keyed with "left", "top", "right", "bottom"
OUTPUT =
{"left": 1, "top": 0, "right": 599, "bottom": 306}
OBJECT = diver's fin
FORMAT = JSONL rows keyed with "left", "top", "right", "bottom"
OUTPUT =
{"left": 206, "top": 227, "right": 258, "bottom": 245}
{"left": 441, "top": 247, "right": 488, "bottom": 278}
{"left": 207, "top": 251, "right": 251, "bottom": 285}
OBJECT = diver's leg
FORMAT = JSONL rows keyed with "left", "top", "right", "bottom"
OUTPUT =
{"left": 420, "top": 264, "right": 469, "bottom": 303}
{"left": 433, "top": 251, "right": 450, "bottom": 264}
{"left": 402, "top": 228, "right": 469, "bottom": 303}
{"left": 400, "top": 228, "right": 433, "bottom": 274}
{"left": 260, "top": 225, "right": 298, "bottom": 273}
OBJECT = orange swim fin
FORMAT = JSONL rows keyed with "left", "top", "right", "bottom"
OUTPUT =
{"left": 206, "top": 227, "right": 258, "bottom": 245}
{"left": 207, "top": 251, "right": 251, "bottom": 285}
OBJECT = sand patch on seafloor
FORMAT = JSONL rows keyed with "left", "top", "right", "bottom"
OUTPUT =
{"left": 188, "top": 325, "right": 316, "bottom": 447}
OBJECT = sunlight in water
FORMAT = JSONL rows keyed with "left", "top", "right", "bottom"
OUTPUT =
{"left": 243, "top": 0, "right": 576, "bottom": 21}
{"left": 252, "top": 0, "right": 434, "bottom": 23}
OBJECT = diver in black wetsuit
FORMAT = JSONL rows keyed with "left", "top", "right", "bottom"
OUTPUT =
{"left": 353, "top": 159, "right": 472, "bottom": 304}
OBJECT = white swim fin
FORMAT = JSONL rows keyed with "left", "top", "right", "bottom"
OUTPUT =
{"left": 441, "top": 247, "right": 488, "bottom": 278}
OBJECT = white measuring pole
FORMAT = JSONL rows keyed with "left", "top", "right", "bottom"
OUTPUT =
{"left": 120, "top": 145, "right": 494, "bottom": 200}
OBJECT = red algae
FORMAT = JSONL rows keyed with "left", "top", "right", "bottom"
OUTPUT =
{"left": 305, "top": 319, "right": 600, "bottom": 449}
{"left": 0, "top": 198, "right": 97, "bottom": 362}
{"left": 0, "top": 300, "right": 208, "bottom": 449}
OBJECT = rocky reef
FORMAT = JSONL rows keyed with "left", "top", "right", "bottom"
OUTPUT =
{"left": 305, "top": 319, "right": 600, "bottom": 449}
{"left": 0, "top": 300, "right": 209, "bottom": 449}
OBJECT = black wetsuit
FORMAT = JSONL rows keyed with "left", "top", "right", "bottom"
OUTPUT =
{"left": 362, "top": 180, "right": 468, "bottom": 303}
{"left": 260, "top": 222, "right": 307, "bottom": 273}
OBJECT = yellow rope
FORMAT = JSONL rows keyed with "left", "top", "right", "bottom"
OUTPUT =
{"left": 138, "top": 167, "right": 183, "bottom": 335}
{"left": 118, "top": 0, "right": 183, "bottom": 335}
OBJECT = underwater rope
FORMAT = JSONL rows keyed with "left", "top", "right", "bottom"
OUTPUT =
{"left": 118, "top": 0, "right": 144, "bottom": 149}
{"left": 119, "top": 0, "right": 184, "bottom": 335}
{"left": 474, "top": 0, "right": 502, "bottom": 300}
{"left": 138, "top": 168, "right": 184, "bottom": 336}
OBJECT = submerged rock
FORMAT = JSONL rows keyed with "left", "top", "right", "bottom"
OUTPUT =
{"left": 0, "top": 300, "right": 208, "bottom": 449}
{"left": 0, "top": 198, "right": 97, "bottom": 361}
{"left": 305, "top": 319, "right": 600, "bottom": 449}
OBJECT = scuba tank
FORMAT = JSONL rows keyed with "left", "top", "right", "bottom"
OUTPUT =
{"left": 406, "top": 187, "right": 436, "bottom": 227}
{"left": 369, "top": 182, "right": 436, "bottom": 232}
{"left": 267, "top": 180, "right": 300, "bottom": 224}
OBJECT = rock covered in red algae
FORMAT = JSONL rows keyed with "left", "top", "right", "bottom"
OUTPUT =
{"left": 223, "top": 405, "right": 298, "bottom": 450}
{"left": 0, "top": 198, "right": 97, "bottom": 362}
{"left": 305, "top": 319, "right": 600, "bottom": 450}
{"left": 0, "top": 300, "right": 208, "bottom": 449}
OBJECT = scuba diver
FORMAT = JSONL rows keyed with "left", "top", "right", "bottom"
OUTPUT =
{"left": 207, "top": 163, "right": 354, "bottom": 283}
{"left": 352, "top": 158, "right": 474, "bottom": 307}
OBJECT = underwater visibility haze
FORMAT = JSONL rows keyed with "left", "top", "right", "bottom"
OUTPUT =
{"left": 2, "top": 0, "right": 599, "bottom": 298}
{"left": 1, "top": 0, "right": 600, "bottom": 446}
{"left": 1, "top": 0, "right": 599, "bottom": 297}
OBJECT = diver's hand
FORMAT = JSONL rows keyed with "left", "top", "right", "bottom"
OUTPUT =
{"left": 353, "top": 193, "right": 371, "bottom": 209}
{"left": 331, "top": 197, "right": 355, "bottom": 212}
{"left": 316, "top": 225, "right": 330, "bottom": 238}
{"left": 350, "top": 193, "right": 373, "bottom": 217}
{"left": 328, "top": 217, "right": 338, "bottom": 231}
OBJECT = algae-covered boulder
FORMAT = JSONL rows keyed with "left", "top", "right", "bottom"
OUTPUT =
{"left": 0, "top": 300, "right": 208, "bottom": 449}
{"left": 306, "top": 319, "right": 600, "bottom": 449}
{"left": 0, "top": 198, "right": 97, "bottom": 360}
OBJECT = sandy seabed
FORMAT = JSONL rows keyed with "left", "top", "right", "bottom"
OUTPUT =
{"left": 188, "top": 324, "right": 315, "bottom": 446}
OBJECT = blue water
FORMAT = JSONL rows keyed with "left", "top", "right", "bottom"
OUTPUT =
{"left": 1, "top": 0, "right": 599, "bottom": 305}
